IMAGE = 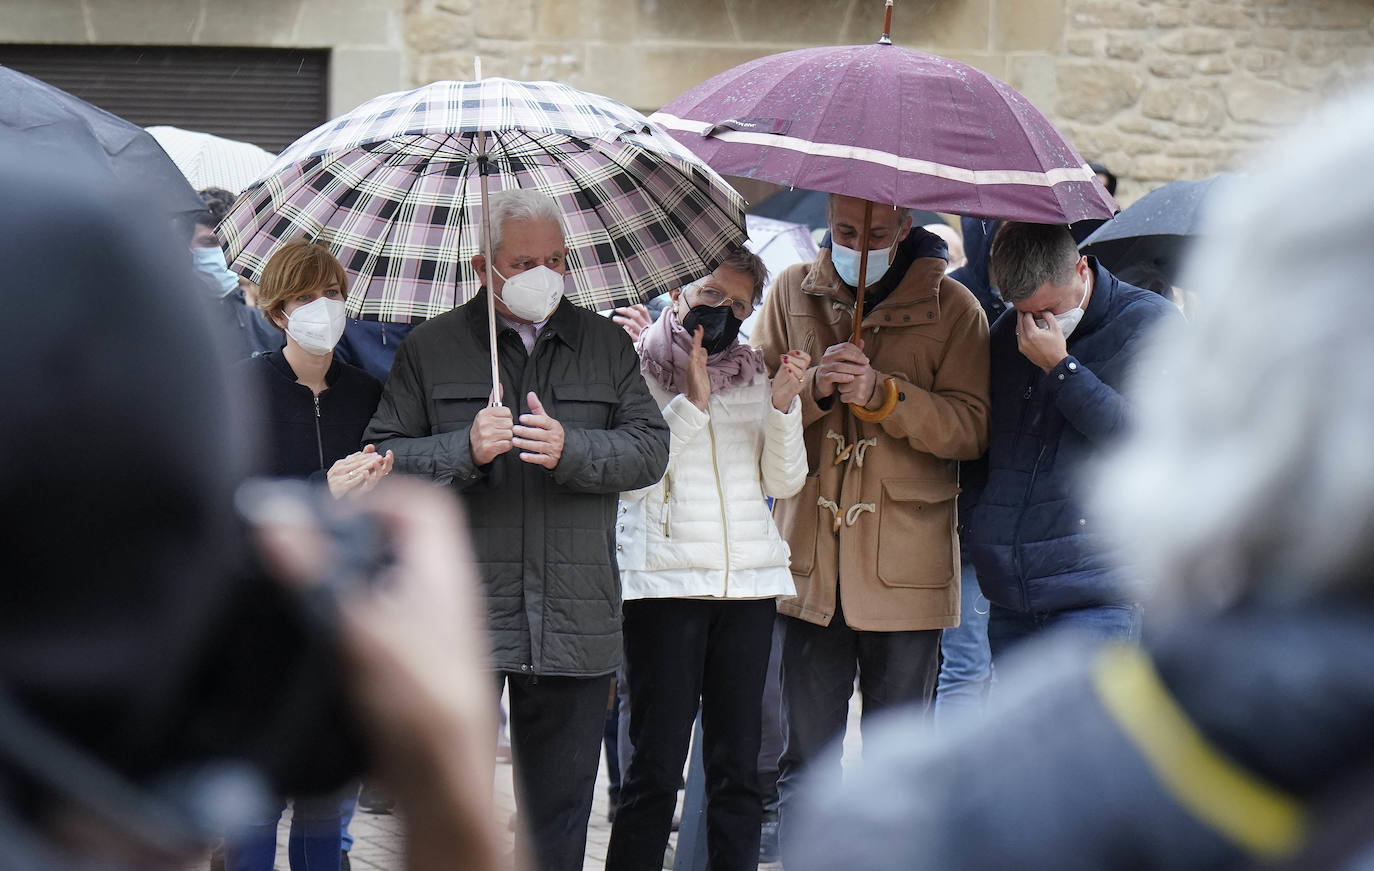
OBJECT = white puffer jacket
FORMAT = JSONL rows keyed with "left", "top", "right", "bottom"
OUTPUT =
{"left": 618, "top": 368, "right": 807, "bottom": 599}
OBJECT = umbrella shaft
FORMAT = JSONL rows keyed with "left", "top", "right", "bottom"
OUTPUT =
{"left": 852, "top": 200, "right": 874, "bottom": 345}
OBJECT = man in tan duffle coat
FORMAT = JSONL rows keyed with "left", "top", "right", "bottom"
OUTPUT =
{"left": 752, "top": 193, "right": 990, "bottom": 860}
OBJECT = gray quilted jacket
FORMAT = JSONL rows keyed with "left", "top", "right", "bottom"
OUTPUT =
{"left": 364, "top": 291, "right": 669, "bottom": 676}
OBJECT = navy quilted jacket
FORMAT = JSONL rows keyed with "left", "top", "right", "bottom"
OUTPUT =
{"left": 964, "top": 259, "right": 1180, "bottom": 613}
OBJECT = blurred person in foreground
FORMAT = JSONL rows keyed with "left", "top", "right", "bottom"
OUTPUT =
{"left": 190, "top": 186, "right": 280, "bottom": 359}
{"left": 751, "top": 193, "right": 990, "bottom": 861}
{"left": 963, "top": 222, "right": 1181, "bottom": 662}
{"left": 605, "top": 248, "right": 808, "bottom": 870}
{"left": 226, "top": 239, "right": 394, "bottom": 871}
{"left": 0, "top": 154, "right": 505, "bottom": 871}
{"left": 787, "top": 82, "right": 1374, "bottom": 871}
{"left": 364, "top": 188, "right": 669, "bottom": 871}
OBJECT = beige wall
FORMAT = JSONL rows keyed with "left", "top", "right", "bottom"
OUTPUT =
{"left": 0, "top": 0, "right": 408, "bottom": 117}
{"left": 404, "top": 0, "right": 1374, "bottom": 205}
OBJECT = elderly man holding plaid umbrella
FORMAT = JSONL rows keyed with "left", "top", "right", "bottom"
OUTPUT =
{"left": 364, "top": 189, "right": 669, "bottom": 870}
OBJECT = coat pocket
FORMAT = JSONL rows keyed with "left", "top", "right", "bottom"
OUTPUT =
{"left": 431, "top": 381, "right": 491, "bottom": 431}
{"left": 780, "top": 474, "right": 822, "bottom": 576}
{"left": 876, "top": 478, "right": 960, "bottom": 589}
{"left": 552, "top": 381, "right": 618, "bottom": 429}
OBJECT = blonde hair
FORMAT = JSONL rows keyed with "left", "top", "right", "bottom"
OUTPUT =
{"left": 256, "top": 239, "right": 348, "bottom": 329}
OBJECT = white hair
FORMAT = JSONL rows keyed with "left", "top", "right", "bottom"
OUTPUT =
{"left": 481, "top": 188, "right": 567, "bottom": 255}
{"left": 1093, "top": 82, "right": 1374, "bottom": 614}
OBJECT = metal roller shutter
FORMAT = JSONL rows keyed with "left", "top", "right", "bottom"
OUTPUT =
{"left": 0, "top": 44, "right": 328, "bottom": 153}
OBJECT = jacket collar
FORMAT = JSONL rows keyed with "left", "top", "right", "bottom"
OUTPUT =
{"left": 800, "top": 248, "right": 948, "bottom": 327}
{"left": 264, "top": 348, "right": 341, "bottom": 387}
{"left": 464, "top": 288, "right": 582, "bottom": 352}
{"left": 1075, "top": 257, "right": 1117, "bottom": 338}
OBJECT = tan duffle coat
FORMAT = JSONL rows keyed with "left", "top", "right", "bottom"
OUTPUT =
{"left": 752, "top": 249, "right": 990, "bottom": 631}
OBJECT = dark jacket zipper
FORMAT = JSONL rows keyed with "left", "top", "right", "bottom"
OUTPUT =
{"left": 312, "top": 393, "right": 325, "bottom": 472}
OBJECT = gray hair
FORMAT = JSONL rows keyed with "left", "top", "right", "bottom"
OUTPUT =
{"left": 718, "top": 246, "right": 769, "bottom": 304}
{"left": 1092, "top": 83, "right": 1374, "bottom": 614}
{"left": 481, "top": 188, "right": 567, "bottom": 255}
{"left": 987, "top": 222, "right": 1080, "bottom": 302}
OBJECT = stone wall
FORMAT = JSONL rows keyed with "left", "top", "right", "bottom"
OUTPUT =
{"left": 1044, "top": 0, "right": 1374, "bottom": 203}
{"left": 403, "top": 0, "right": 1374, "bottom": 205}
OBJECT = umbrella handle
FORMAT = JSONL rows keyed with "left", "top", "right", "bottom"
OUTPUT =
{"left": 849, "top": 378, "right": 898, "bottom": 423}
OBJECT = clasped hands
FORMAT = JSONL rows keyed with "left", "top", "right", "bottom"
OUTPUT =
{"left": 469, "top": 391, "right": 565, "bottom": 469}
{"left": 814, "top": 341, "right": 882, "bottom": 407}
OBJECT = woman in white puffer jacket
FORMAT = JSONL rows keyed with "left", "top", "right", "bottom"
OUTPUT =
{"left": 605, "top": 248, "right": 809, "bottom": 871}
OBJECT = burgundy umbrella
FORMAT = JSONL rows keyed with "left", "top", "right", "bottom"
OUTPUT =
{"left": 652, "top": 2, "right": 1114, "bottom": 421}
{"left": 651, "top": 13, "right": 1114, "bottom": 226}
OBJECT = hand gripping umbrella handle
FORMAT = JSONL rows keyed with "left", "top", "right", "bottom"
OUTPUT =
{"left": 850, "top": 378, "right": 899, "bottom": 422}
{"left": 846, "top": 199, "right": 897, "bottom": 422}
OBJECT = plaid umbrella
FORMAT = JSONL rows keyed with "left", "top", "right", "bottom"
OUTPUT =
{"left": 221, "top": 77, "right": 747, "bottom": 324}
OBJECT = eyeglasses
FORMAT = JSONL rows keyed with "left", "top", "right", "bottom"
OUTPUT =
{"left": 686, "top": 282, "right": 755, "bottom": 320}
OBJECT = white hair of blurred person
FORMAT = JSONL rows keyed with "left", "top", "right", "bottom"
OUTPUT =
{"left": 1093, "top": 82, "right": 1374, "bottom": 615}
{"left": 922, "top": 222, "right": 964, "bottom": 272}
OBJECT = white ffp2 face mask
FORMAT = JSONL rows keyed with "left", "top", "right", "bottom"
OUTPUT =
{"left": 494, "top": 264, "right": 566, "bottom": 322}
{"left": 285, "top": 296, "right": 347, "bottom": 356}
{"left": 1052, "top": 278, "right": 1091, "bottom": 338}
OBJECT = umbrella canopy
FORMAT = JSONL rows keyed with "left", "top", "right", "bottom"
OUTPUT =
{"left": 221, "top": 77, "right": 747, "bottom": 323}
{"left": 146, "top": 125, "right": 277, "bottom": 194}
{"left": 1080, "top": 175, "right": 1229, "bottom": 285}
{"left": 0, "top": 65, "right": 205, "bottom": 219}
{"left": 652, "top": 43, "right": 1116, "bottom": 224}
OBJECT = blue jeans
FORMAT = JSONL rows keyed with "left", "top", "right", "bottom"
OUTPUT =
{"left": 987, "top": 602, "right": 1143, "bottom": 663}
{"left": 934, "top": 561, "right": 993, "bottom": 725}
{"left": 339, "top": 785, "right": 358, "bottom": 852}
{"left": 225, "top": 790, "right": 349, "bottom": 871}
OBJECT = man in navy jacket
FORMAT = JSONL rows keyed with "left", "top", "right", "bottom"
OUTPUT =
{"left": 964, "top": 222, "right": 1181, "bottom": 660}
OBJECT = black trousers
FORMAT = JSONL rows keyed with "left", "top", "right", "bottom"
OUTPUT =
{"left": 606, "top": 597, "right": 776, "bottom": 871}
{"left": 502, "top": 671, "right": 609, "bottom": 871}
{"left": 775, "top": 598, "right": 942, "bottom": 863}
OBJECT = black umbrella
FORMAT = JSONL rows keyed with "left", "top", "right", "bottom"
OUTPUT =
{"left": 0, "top": 64, "right": 204, "bottom": 219}
{"left": 1080, "top": 175, "right": 1231, "bottom": 288}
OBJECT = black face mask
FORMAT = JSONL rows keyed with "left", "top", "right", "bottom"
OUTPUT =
{"left": 681, "top": 304, "right": 742, "bottom": 355}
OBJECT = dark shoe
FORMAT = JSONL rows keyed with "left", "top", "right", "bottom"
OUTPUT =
{"left": 358, "top": 781, "right": 395, "bottom": 815}
{"left": 340, "top": 850, "right": 351, "bottom": 871}
{"left": 759, "top": 817, "right": 780, "bottom": 864}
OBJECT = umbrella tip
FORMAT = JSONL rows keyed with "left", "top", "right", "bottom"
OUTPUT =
{"left": 878, "top": 0, "right": 894, "bottom": 45}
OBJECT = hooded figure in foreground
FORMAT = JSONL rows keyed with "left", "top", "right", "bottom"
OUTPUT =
{"left": 0, "top": 151, "right": 367, "bottom": 868}
{"left": 788, "top": 83, "right": 1374, "bottom": 871}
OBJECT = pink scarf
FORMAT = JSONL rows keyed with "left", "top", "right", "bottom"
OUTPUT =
{"left": 637, "top": 306, "right": 764, "bottom": 396}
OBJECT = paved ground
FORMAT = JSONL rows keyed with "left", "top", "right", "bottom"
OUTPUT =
{"left": 253, "top": 691, "right": 863, "bottom": 870}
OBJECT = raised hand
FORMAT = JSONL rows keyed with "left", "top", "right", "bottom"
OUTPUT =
{"left": 611, "top": 304, "right": 654, "bottom": 341}
{"left": 513, "top": 391, "right": 566, "bottom": 469}
{"left": 686, "top": 325, "right": 711, "bottom": 411}
{"left": 771, "top": 349, "right": 811, "bottom": 411}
